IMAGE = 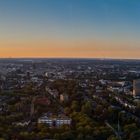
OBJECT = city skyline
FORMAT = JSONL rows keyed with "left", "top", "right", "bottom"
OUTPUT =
{"left": 0, "top": 0, "right": 140, "bottom": 59}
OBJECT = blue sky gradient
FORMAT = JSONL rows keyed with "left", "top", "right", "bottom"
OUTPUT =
{"left": 0, "top": 0, "right": 140, "bottom": 58}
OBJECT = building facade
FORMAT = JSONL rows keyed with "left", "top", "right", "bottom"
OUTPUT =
{"left": 38, "top": 116, "right": 71, "bottom": 127}
{"left": 133, "top": 79, "right": 140, "bottom": 97}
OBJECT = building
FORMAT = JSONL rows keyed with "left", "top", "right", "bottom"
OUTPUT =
{"left": 55, "top": 118, "right": 71, "bottom": 127}
{"left": 38, "top": 116, "right": 53, "bottom": 126}
{"left": 60, "top": 94, "right": 69, "bottom": 102}
{"left": 133, "top": 79, "right": 140, "bottom": 97}
{"left": 13, "top": 120, "right": 30, "bottom": 127}
{"left": 38, "top": 115, "right": 71, "bottom": 127}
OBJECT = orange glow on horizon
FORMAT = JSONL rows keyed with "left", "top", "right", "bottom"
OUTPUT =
{"left": 0, "top": 39, "right": 140, "bottom": 59}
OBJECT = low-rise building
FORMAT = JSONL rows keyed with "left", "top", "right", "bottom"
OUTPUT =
{"left": 38, "top": 115, "right": 71, "bottom": 127}
{"left": 133, "top": 79, "right": 140, "bottom": 98}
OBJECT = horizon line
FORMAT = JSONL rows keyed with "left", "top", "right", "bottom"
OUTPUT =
{"left": 0, "top": 57, "right": 140, "bottom": 61}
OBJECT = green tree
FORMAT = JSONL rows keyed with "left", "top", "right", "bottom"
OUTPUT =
{"left": 81, "top": 101, "right": 92, "bottom": 116}
{"left": 71, "top": 101, "right": 80, "bottom": 112}
{"left": 61, "top": 131, "right": 74, "bottom": 140}
{"left": 85, "top": 135, "right": 94, "bottom": 140}
{"left": 107, "top": 135, "right": 119, "bottom": 140}
{"left": 77, "top": 133, "right": 84, "bottom": 140}
{"left": 129, "top": 130, "right": 140, "bottom": 140}
{"left": 54, "top": 133, "right": 61, "bottom": 140}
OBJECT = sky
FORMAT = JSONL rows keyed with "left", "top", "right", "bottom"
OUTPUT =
{"left": 0, "top": 0, "right": 140, "bottom": 59}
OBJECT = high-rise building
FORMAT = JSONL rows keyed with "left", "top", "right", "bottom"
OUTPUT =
{"left": 133, "top": 80, "right": 140, "bottom": 97}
